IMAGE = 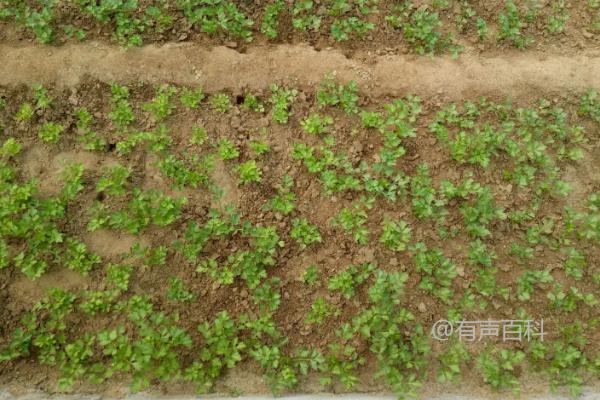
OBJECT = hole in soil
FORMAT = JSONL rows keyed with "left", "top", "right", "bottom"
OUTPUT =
{"left": 107, "top": 142, "right": 116, "bottom": 152}
{"left": 96, "top": 192, "right": 105, "bottom": 202}
{"left": 235, "top": 95, "right": 245, "bottom": 105}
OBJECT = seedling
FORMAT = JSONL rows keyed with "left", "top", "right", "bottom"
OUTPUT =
{"left": 477, "top": 349, "right": 525, "bottom": 394}
{"left": 306, "top": 297, "right": 338, "bottom": 324}
{"left": 143, "top": 86, "right": 177, "bottom": 121}
{"left": 269, "top": 84, "right": 298, "bottom": 124}
{"left": 290, "top": 217, "right": 322, "bottom": 249}
{"left": 264, "top": 175, "right": 296, "bottom": 215}
{"left": 96, "top": 164, "right": 131, "bottom": 196}
{"left": 180, "top": 87, "right": 205, "bottom": 109}
{"left": 498, "top": 1, "right": 534, "bottom": 48}
{"left": 301, "top": 113, "right": 333, "bottom": 135}
{"left": 302, "top": 265, "right": 319, "bottom": 285}
{"left": 15, "top": 103, "right": 34, "bottom": 121}
{"left": 38, "top": 122, "right": 65, "bottom": 143}
{"left": 210, "top": 93, "right": 231, "bottom": 113}
{"left": 191, "top": 126, "right": 209, "bottom": 145}
{"left": 237, "top": 160, "right": 262, "bottom": 184}
{"left": 379, "top": 218, "right": 411, "bottom": 251}
{"left": 218, "top": 138, "right": 239, "bottom": 160}
{"left": 167, "top": 277, "right": 195, "bottom": 302}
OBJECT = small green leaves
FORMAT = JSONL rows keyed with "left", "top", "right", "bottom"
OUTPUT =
{"left": 15, "top": 102, "right": 34, "bottom": 122}
{"left": 237, "top": 160, "right": 262, "bottom": 184}
{"left": 317, "top": 76, "right": 359, "bottom": 114}
{"left": 38, "top": 122, "right": 65, "bottom": 143}
{"left": 210, "top": 93, "right": 231, "bottom": 113}
{"left": 264, "top": 175, "right": 296, "bottom": 215}
{"left": 107, "top": 263, "right": 133, "bottom": 291}
{"left": 218, "top": 138, "right": 239, "bottom": 160}
{"left": 328, "top": 263, "right": 375, "bottom": 299}
{"left": 306, "top": 297, "right": 337, "bottom": 324}
{"left": 477, "top": 349, "right": 525, "bottom": 394}
{"left": 269, "top": 84, "right": 298, "bottom": 124}
{"left": 301, "top": 113, "right": 333, "bottom": 135}
{"left": 180, "top": 87, "right": 205, "bottom": 109}
{"left": 143, "top": 86, "right": 177, "bottom": 121}
{"left": 379, "top": 218, "right": 411, "bottom": 251}
{"left": 498, "top": 0, "right": 533, "bottom": 48}
{"left": 302, "top": 265, "right": 319, "bottom": 285}
{"left": 167, "top": 277, "right": 195, "bottom": 302}
{"left": 290, "top": 217, "right": 322, "bottom": 249}
{"left": 96, "top": 164, "right": 131, "bottom": 196}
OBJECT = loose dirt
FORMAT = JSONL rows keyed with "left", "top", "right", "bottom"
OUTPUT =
{"left": 1, "top": 43, "right": 599, "bottom": 99}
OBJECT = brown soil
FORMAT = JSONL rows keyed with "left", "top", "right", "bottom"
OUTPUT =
{"left": 1, "top": 43, "right": 600, "bottom": 100}
{"left": 0, "top": 73, "right": 599, "bottom": 398}
{"left": 0, "top": 16, "right": 600, "bottom": 396}
{"left": 0, "top": 0, "right": 599, "bottom": 56}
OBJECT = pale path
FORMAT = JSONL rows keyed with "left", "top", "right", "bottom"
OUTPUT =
{"left": 1, "top": 42, "right": 599, "bottom": 98}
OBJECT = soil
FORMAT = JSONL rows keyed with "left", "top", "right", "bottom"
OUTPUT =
{"left": 1, "top": 2, "right": 600, "bottom": 398}
{"left": 1, "top": 43, "right": 600, "bottom": 101}
{"left": 0, "top": 0, "right": 599, "bottom": 56}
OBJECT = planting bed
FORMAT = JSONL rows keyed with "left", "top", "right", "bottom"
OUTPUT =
{"left": 1, "top": 1, "right": 600, "bottom": 400}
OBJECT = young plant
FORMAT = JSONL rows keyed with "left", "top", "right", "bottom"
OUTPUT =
{"left": 264, "top": 175, "right": 296, "bottom": 215}
{"left": 328, "top": 263, "right": 375, "bottom": 299}
{"left": 317, "top": 76, "right": 359, "bottom": 114}
{"left": 96, "top": 164, "right": 131, "bottom": 196}
{"left": 477, "top": 349, "right": 525, "bottom": 394}
{"left": 143, "top": 86, "right": 177, "bottom": 121}
{"left": 180, "top": 87, "right": 205, "bottom": 109}
{"left": 217, "top": 138, "right": 239, "bottom": 160}
{"left": 498, "top": 1, "right": 533, "bottom": 48}
{"left": 261, "top": 0, "right": 284, "bottom": 39}
{"left": 290, "top": 217, "right": 322, "bottom": 249}
{"left": 331, "top": 199, "right": 371, "bottom": 245}
{"left": 210, "top": 93, "right": 231, "bottom": 113}
{"left": 301, "top": 113, "right": 333, "bottom": 135}
{"left": 106, "top": 263, "right": 133, "bottom": 291}
{"left": 38, "top": 122, "right": 65, "bottom": 143}
{"left": 108, "top": 83, "right": 135, "bottom": 128}
{"left": 237, "top": 160, "right": 262, "bottom": 184}
{"left": 379, "top": 218, "right": 411, "bottom": 251}
{"left": 269, "top": 84, "right": 298, "bottom": 124}
{"left": 306, "top": 297, "right": 338, "bottom": 324}
{"left": 303, "top": 265, "right": 319, "bottom": 285}
{"left": 191, "top": 126, "right": 209, "bottom": 145}
{"left": 15, "top": 103, "right": 34, "bottom": 121}
{"left": 167, "top": 277, "right": 195, "bottom": 302}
